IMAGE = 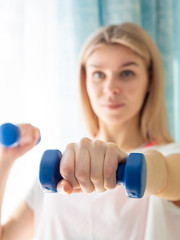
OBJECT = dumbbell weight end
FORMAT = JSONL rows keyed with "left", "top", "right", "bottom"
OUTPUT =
{"left": 39, "top": 150, "right": 63, "bottom": 193}
{"left": 116, "top": 153, "right": 147, "bottom": 198}
{"left": 0, "top": 123, "right": 20, "bottom": 148}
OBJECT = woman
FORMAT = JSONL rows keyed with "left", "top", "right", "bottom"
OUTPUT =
{"left": 0, "top": 22, "right": 180, "bottom": 240}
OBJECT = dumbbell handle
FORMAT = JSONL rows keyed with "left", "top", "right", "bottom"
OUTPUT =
{"left": 0, "top": 122, "right": 41, "bottom": 148}
{"left": 39, "top": 150, "right": 147, "bottom": 198}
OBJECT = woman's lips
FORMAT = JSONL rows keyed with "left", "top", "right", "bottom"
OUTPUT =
{"left": 101, "top": 103, "right": 125, "bottom": 109}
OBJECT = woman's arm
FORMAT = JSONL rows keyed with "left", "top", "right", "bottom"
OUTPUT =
{"left": 57, "top": 138, "right": 180, "bottom": 202}
{"left": 143, "top": 149, "right": 180, "bottom": 201}
{"left": 1, "top": 202, "right": 34, "bottom": 240}
{"left": 0, "top": 124, "right": 39, "bottom": 240}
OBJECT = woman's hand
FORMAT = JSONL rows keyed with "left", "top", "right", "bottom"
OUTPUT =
{"left": 57, "top": 137, "right": 128, "bottom": 194}
{"left": 0, "top": 123, "right": 40, "bottom": 167}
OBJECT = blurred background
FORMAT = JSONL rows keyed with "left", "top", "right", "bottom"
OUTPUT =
{"left": 0, "top": 0, "right": 180, "bottom": 222}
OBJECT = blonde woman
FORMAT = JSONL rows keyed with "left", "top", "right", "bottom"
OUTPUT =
{"left": 1, "top": 23, "right": 180, "bottom": 240}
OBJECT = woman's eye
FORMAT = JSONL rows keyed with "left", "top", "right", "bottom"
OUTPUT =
{"left": 120, "top": 70, "right": 134, "bottom": 79}
{"left": 93, "top": 72, "right": 105, "bottom": 80}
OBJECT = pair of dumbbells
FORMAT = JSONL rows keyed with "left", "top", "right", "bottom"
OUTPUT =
{"left": 0, "top": 123, "right": 147, "bottom": 198}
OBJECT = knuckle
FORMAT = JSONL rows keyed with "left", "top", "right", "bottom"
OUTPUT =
{"left": 25, "top": 123, "right": 33, "bottom": 130}
{"left": 60, "top": 164, "right": 73, "bottom": 178}
{"left": 90, "top": 177, "right": 105, "bottom": 192}
{"left": 104, "top": 167, "right": 114, "bottom": 178}
{"left": 65, "top": 142, "right": 76, "bottom": 151}
{"left": 104, "top": 180, "right": 116, "bottom": 190}
{"left": 91, "top": 171, "right": 100, "bottom": 183}
{"left": 107, "top": 142, "right": 118, "bottom": 152}
{"left": 75, "top": 168, "right": 87, "bottom": 181}
{"left": 79, "top": 137, "right": 91, "bottom": 148}
{"left": 92, "top": 139, "right": 104, "bottom": 149}
{"left": 96, "top": 186, "right": 106, "bottom": 192}
{"left": 83, "top": 185, "right": 94, "bottom": 193}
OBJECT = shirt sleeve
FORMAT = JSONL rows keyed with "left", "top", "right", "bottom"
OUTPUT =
{"left": 24, "top": 177, "right": 44, "bottom": 210}
{"left": 153, "top": 142, "right": 180, "bottom": 156}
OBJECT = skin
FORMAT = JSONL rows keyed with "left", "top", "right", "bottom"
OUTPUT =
{"left": 57, "top": 45, "right": 180, "bottom": 203}
{"left": 86, "top": 45, "right": 150, "bottom": 150}
{"left": 0, "top": 45, "right": 180, "bottom": 239}
{"left": 0, "top": 124, "right": 38, "bottom": 239}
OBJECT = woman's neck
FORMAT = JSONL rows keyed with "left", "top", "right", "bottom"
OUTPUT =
{"left": 96, "top": 119, "right": 145, "bottom": 152}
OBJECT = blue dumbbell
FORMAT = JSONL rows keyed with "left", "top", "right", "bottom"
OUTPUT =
{"left": 39, "top": 149, "right": 147, "bottom": 198}
{"left": 0, "top": 122, "right": 41, "bottom": 148}
{"left": 0, "top": 123, "right": 21, "bottom": 148}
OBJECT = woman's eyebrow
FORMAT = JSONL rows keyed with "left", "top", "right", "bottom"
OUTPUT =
{"left": 87, "top": 61, "right": 139, "bottom": 68}
{"left": 121, "top": 61, "right": 139, "bottom": 68}
{"left": 86, "top": 64, "right": 103, "bottom": 68}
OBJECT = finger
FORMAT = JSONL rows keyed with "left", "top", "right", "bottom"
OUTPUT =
{"left": 75, "top": 138, "right": 94, "bottom": 193}
{"left": 60, "top": 143, "right": 79, "bottom": 188}
{"left": 103, "top": 143, "right": 118, "bottom": 190}
{"left": 57, "top": 180, "right": 83, "bottom": 194}
{"left": 90, "top": 139, "right": 106, "bottom": 192}
{"left": 57, "top": 179, "right": 73, "bottom": 194}
{"left": 104, "top": 143, "right": 128, "bottom": 190}
{"left": 18, "top": 124, "right": 40, "bottom": 147}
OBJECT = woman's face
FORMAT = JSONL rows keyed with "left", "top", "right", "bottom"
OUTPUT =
{"left": 85, "top": 44, "right": 149, "bottom": 126}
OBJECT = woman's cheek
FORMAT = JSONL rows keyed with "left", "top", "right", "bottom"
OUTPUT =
{"left": 124, "top": 85, "right": 137, "bottom": 97}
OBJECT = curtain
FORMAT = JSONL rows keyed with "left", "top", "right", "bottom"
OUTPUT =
{"left": 0, "top": 0, "right": 179, "bottom": 222}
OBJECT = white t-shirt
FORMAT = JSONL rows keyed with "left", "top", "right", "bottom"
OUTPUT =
{"left": 25, "top": 143, "right": 180, "bottom": 240}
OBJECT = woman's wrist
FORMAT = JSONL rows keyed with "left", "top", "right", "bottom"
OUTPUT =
{"left": 142, "top": 149, "right": 168, "bottom": 196}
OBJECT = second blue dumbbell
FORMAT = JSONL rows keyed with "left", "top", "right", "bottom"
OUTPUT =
{"left": 39, "top": 149, "right": 147, "bottom": 198}
{"left": 0, "top": 122, "right": 41, "bottom": 148}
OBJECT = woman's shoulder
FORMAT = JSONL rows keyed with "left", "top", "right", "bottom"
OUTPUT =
{"left": 150, "top": 142, "right": 180, "bottom": 156}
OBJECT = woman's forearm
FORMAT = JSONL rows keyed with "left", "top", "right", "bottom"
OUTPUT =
{"left": 143, "top": 149, "right": 180, "bottom": 201}
{"left": 0, "top": 158, "right": 14, "bottom": 239}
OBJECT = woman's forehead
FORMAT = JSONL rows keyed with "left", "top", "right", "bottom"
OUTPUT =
{"left": 86, "top": 44, "right": 147, "bottom": 69}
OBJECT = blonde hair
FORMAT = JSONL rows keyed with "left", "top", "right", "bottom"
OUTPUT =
{"left": 79, "top": 22, "right": 173, "bottom": 143}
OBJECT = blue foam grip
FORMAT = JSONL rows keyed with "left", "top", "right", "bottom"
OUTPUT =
{"left": 0, "top": 123, "right": 20, "bottom": 148}
{"left": 39, "top": 150, "right": 147, "bottom": 198}
{"left": 0, "top": 123, "right": 41, "bottom": 148}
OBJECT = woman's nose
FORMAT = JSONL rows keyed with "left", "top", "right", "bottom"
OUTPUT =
{"left": 103, "top": 79, "right": 120, "bottom": 95}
